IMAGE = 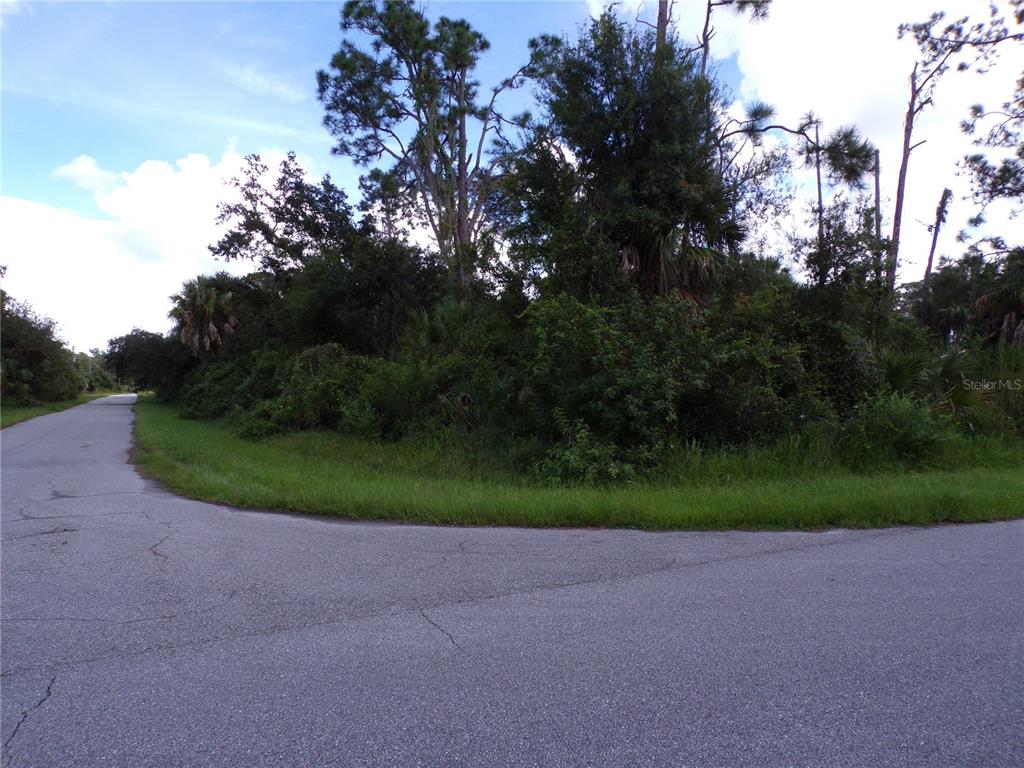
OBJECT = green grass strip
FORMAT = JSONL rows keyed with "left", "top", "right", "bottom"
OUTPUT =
{"left": 132, "top": 399, "right": 1024, "bottom": 531}
{"left": 1, "top": 392, "right": 115, "bottom": 429}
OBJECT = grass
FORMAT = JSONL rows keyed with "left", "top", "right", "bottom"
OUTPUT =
{"left": 1, "top": 392, "right": 115, "bottom": 429}
{"left": 132, "top": 398, "right": 1024, "bottom": 531}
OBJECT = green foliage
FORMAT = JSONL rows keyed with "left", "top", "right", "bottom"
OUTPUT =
{"left": 532, "top": 415, "right": 637, "bottom": 485}
{"left": 107, "top": 3, "right": 1024, "bottom": 492}
{"left": 841, "top": 393, "right": 953, "bottom": 467}
{"left": 169, "top": 274, "right": 239, "bottom": 357}
{"left": 318, "top": 0, "right": 524, "bottom": 282}
{"left": 510, "top": 13, "right": 739, "bottom": 299}
{"left": 74, "top": 351, "right": 118, "bottom": 392}
{"left": 105, "top": 329, "right": 182, "bottom": 391}
{"left": 914, "top": 247, "right": 1024, "bottom": 347}
{"left": 283, "top": 238, "right": 444, "bottom": 357}
{"left": 1, "top": 290, "right": 82, "bottom": 404}
{"left": 273, "top": 343, "right": 371, "bottom": 431}
{"left": 521, "top": 293, "right": 688, "bottom": 455}
{"left": 210, "top": 152, "right": 356, "bottom": 279}
{"left": 180, "top": 348, "right": 289, "bottom": 421}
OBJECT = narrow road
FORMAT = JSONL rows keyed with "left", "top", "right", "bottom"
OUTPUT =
{"left": 1, "top": 395, "right": 1021, "bottom": 767}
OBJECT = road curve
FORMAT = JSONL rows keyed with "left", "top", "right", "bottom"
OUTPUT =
{"left": 1, "top": 394, "right": 1022, "bottom": 767}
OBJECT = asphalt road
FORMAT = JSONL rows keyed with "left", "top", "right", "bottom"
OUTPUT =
{"left": 1, "top": 394, "right": 1022, "bottom": 767}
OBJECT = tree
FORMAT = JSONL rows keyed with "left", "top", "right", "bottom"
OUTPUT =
{"left": 283, "top": 237, "right": 445, "bottom": 358}
{"left": 895, "top": 2, "right": 1024, "bottom": 286}
{"left": 921, "top": 187, "right": 953, "bottom": 309}
{"left": 694, "top": 0, "right": 771, "bottom": 79}
{"left": 962, "top": 63, "right": 1023, "bottom": 223}
{"left": 169, "top": 275, "right": 239, "bottom": 357}
{"left": 104, "top": 330, "right": 178, "bottom": 390}
{"left": 210, "top": 152, "right": 355, "bottom": 281}
{"left": 317, "top": 0, "right": 528, "bottom": 287}
{"left": 74, "top": 350, "right": 117, "bottom": 392}
{"left": 719, "top": 106, "right": 875, "bottom": 253}
{"left": 1, "top": 290, "right": 82, "bottom": 404}
{"left": 520, "top": 12, "right": 739, "bottom": 298}
{"left": 974, "top": 247, "right": 1024, "bottom": 346}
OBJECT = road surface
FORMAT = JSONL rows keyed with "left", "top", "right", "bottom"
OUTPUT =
{"left": 1, "top": 394, "right": 1022, "bottom": 767}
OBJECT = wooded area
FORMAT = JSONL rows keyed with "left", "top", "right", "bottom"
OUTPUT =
{"left": 6, "top": 1, "right": 1022, "bottom": 485}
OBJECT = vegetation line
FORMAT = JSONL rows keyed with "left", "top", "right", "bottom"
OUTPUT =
{"left": 1, "top": 393, "right": 114, "bottom": 430}
{"left": 133, "top": 400, "right": 1024, "bottom": 531}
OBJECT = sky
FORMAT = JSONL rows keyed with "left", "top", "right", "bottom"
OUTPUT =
{"left": 1, "top": 0, "right": 1021, "bottom": 352}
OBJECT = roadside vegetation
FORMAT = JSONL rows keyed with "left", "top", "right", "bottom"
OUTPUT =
{"left": 1, "top": 270, "right": 122, "bottom": 428}
{"left": 135, "top": 398, "right": 1024, "bottom": 529}
{"left": 1, "top": 392, "right": 115, "bottom": 429}
{"left": 115, "top": 2, "right": 1023, "bottom": 528}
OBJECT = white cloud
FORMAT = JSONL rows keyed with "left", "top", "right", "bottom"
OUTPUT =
{"left": 0, "top": 149, "right": 300, "bottom": 352}
{"left": 587, "top": 0, "right": 645, "bottom": 19}
{"left": 0, "top": 0, "right": 26, "bottom": 30}
{"left": 221, "top": 62, "right": 308, "bottom": 104}
{"left": 702, "top": 0, "right": 1022, "bottom": 281}
{"left": 597, "top": 0, "right": 1022, "bottom": 282}
{"left": 52, "top": 155, "right": 120, "bottom": 194}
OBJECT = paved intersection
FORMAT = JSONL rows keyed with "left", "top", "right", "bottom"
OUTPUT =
{"left": 1, "top": 395, "right": 1021, "bottom": 767}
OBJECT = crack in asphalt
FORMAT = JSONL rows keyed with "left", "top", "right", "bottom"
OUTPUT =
{"left": 0, "top": 527, "right": 77, "bottom": 543}
{"left": 1, "top": 675, "right": 56, "bottom": 767}
{"left": 420, "top": 609, "right": 465, "bottom": 653}
{"left": 16, "top": 510, "right": 141, "bottom": 522}
{"left": 0, "top": 528, "right": 919, "bottom": 679}
{"left": 6, "top": 556, "right": 139, "bottom": 574}
{"left": 439, "top": 538, "right": 469, "bottom": 568}
{"left": 147, "top": 534, "right": 171, "bottom": 569}
{"left": 48, "top": 490, "right": 145, "bottom": 501}
{"left": 1, "top": 591, "right": 239, "bottom": 629}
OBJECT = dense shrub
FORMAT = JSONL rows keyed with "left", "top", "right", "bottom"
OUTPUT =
{"left": 683, "top": 281, "right": 833, "bottom": 443}
{"left": 1, "top": 291, "right": 82, "bottom": 404}
{"left": 521, "top": 293, "right": 689, "bottom": 455}
{"left": 273, "top": 344, "right": 373, "bottom": 430}
{"left": 841, "top": 393, "right": 953, "bottom": 467}
{"left": 532, "top": 417, "right": 637, "bottom": 484}
{"left": 180, "top": 349, "right": 289, "bottom": 420}
{"left": 283, "top": 240, "right": 445, "bottom": 357}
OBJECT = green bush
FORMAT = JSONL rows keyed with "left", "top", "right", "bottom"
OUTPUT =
{"left": 1, "top": 291, "right": 82, "bottom": 404}
{"left": 681, "top": 282, "right": 833, "bottom": 444}
{"left": 841, "top": 392, "right": 953, "bottom": 467}
{"left": 180, "top": 349, "right": 288, "bottom": 421}
{"left": 237, "top": 399, "right": 288, "bottom": 438}
{"left": 273, "top": 344, "right": 373, "bottom": 431}
{"left": 532, "top": 416, "right": 637, "bottom": 485}
{"left": 522, "top": 293, "right": 688, "bottom": 454}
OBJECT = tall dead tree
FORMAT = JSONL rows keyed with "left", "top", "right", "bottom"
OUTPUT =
{"left": 696, "top": 0, "right": 771, "bottom": 79}
{"left": 891, "top": 4, "right": 1023, "bottom": 291}
{"left": 886, "top": 63, "right": 933, "bottom": 292}
{"left": 873, "top": 149, "right": 883, "bottom": 284}
{"left": 925, "top": 188, "right": 954, "bottom": 323}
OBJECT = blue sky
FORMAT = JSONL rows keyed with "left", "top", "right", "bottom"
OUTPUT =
{"left": 5, "top": 1, "right": 672, "bottom": 212}
{"left": 1, "top": 0, "right": 1018, "bottom": 351}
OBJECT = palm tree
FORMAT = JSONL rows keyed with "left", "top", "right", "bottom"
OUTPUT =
{"left": 169, "top": 276, "right": 238, "bottom": 356}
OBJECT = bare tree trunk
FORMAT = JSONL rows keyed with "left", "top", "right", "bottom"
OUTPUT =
{"left": 814, "top": 123, "right": 824, "bottom": 256}
{"left": 920, "top": 187, "right": 952, "bottom": 324}
{"left": 888, "top": 64, "right": 920, "bottom": 292}
{"left": 456, "top": 68, "right": 471, "bottom": 288}
{"left": 700, "top": 0, "right": 713, "bottom": 78}
{"left": 656, "top": 0, "right": 669, "bottom": 52}
{"left": 873, "top": 148, "right": 882, "bottom": 281}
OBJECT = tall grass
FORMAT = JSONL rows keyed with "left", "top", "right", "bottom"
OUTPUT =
{"left": 133, "top": 400, "right": 1024, "bottom": 530}
{"left": 1, "top": 392, "right": 114, "bottom": 429}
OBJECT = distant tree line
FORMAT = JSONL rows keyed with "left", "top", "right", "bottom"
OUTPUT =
{"left": 2, "top": 271, "right": 117, "bottom": 405}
